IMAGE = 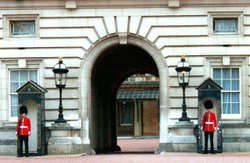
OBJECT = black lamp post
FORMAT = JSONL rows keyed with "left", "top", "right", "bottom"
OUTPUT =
{"left": 52, "top": 58, "right": 69, "bottom": 123}
{"left": 175, "top": 56, "right": 192, "bottom": 121}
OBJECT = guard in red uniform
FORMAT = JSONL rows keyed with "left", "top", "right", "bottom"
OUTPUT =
{"left": 201, "top": 100, "right": 217, "bottom": 154}
{"left": 16, "top": 106, "right": 31, "bottom": 157}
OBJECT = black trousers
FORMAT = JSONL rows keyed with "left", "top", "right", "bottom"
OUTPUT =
{"left": 18, "top": 135, "right": 29, "bottom": 156}
{"left": 204, "top": 132, "right": 214, "bottom": 152}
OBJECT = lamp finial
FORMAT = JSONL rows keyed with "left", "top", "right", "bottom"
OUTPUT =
{"left": 58, "top": 57, "right": 63, "bottom": 63}
{"left": 180, "top": 54, "right": 186, "bottom": 61}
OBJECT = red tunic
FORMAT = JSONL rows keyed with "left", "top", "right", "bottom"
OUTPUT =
{"left": 16, "top": 116, "right": 31, "bottom": 136}
{"left": 201, "top": 111, "right": 217, "bottom": 132}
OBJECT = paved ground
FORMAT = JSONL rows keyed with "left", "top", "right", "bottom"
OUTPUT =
{"left": 1, "top": 152, "right": 250, "bottom": 163}
{"left": 0, "top": 139, "right": 250, "bottom": 163}
{"left": 117, "top": 138, "right": 159, "bottom": 152}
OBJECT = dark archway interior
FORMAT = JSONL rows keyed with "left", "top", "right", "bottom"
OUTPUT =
{"left": 91, "top": 44, "right": 158, "bottom": 153}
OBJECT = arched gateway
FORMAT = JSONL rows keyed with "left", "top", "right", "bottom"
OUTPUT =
{"left": 80, "top": 34, "right": 169, "bottom": 153}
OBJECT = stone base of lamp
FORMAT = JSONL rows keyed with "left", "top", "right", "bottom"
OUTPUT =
{"left": 48, "top": 123, "right": 94, "bottom": 155}
{"left": 156, "top": 121, "right": 196, "bottom": 153}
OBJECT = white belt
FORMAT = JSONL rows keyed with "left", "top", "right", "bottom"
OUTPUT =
{"left": 205, "top": 122, "right": 214, "bottom": 124}
{"left": 20, "top": 126, "right": 28, "bottom": 128}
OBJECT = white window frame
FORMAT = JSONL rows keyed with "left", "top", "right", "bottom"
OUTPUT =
{"left": 208, "top": 12, "right": 243, "bottom": 36}
{"left": 212, "top": 67, "right": 241, "bottom": 119}
{"left": 9, "top": 69, "right": 38, "bottom": 121}
{"left": 4, "top": 14, "right": 39, "bottom": 38}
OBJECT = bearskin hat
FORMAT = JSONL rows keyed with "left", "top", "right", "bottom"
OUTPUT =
{"left": 204, "top": 100, "right": 213, "bottom": 109}
{"left": 19, "top": 105, "right": 28, "bottom": 115}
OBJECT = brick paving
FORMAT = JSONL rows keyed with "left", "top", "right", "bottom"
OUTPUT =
{"left": 0, "top": 139, "right": 250, "bottom": 163}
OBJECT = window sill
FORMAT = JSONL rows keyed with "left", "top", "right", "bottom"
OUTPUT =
{"left": 4, "top": 36, "right": 40, "bottom": 40}
{"left": 222, "top": 114, "right": 241, "bottom": 119}
{"left": 221, "top": 118, "right": 245, "bottom": 124}
{"left": 212, "top": 33, "right": 240, "bottom": 36}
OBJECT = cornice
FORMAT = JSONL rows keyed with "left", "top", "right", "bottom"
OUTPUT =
{"left": 0, "top": 0, "right": 250, "bottom": 9}
{"left": 181, "top": 0, "right": 250, "bottom": 7}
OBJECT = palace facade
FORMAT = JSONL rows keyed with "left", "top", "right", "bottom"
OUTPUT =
{"left": 1, "top": 0, "right": 250, "bottom": 155}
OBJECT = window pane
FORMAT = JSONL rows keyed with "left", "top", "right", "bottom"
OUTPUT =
{"left": 29, "top": 70, "right": 37, "bottom": 82}
{"left": 232, "top": 68, "right": 239, "bottom": 78}
{"left": 232, "top": 103, "right": 240, "bottom": 114}
{"left": 11, "top": 95, "right": 18, "bottom": 117}
{"left": 223, "top": 68, "right": 230, "bottom": 79}
{"left": 222, "top": 93, "right": 231, "bottom": 114}
{"left": 214, "top": 18, "right": 238, "bottom": 33}
{"left": 223, "top": 103, "right": 230, "bottom": 114}
{"left": 10, "top": 82, "right": 19, "bottom": 93}
{"left": 11, "top": 106, "right": 18, "bottom": 117}
{"left": 232, "top": 80, "right": 239, "bottom": 90}
{"left": 10, "top": 71, "right": 19, "bottom": 81}
{"left": 232, "top": 93, "right": 239, "bottom": 102}
{"left": 11, "top": 21, "right": 35, "bottom": 36}
{"left": 223, "top": 80, "right": 230, "bottom": 90}
{"left": 214, "top": 80, "right": 221, "bottom": 86}
{"left": 20, "top": 71, "right": 28, "bottom": 81}
{"left": 11, "top": 95, "right": 18, "bottom": 106}
{"left": 213, "top": 68, "right": 221, "bottom": 79}
{"left": 20, "top": 82, "right": 26, "bottom": 87}
{"left": 223, "top": 93, "right": 230, "bottom": 103}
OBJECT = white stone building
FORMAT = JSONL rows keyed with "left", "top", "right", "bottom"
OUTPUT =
{"left": 1, "top": 0, "right": 250, "bottom": 155}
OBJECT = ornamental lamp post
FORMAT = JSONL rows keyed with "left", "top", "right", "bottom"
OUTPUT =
{"left": 175, "top": 56, "right": 192, "bottom": 121}
{"left": 52, "top": 58, "right": 69, "bottom": 123}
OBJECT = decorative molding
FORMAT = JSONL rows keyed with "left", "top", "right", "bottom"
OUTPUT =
{"left": 206, "top": 56, "right": 246, "bottom": 66}
{"left": 222, "top": 56, "right": 230, "bottom": 66}
{"left": 168, "top": 0, "right": 180, "bottom": 8}
{"left": 118, "top": 33, "right": 128, "bottom": 45}
{"left": 18, "top": 59, "right": 26, "bottom": 68}
{"left": 1, "top": 58, "right": 43, "bottom": 69}
{"left": 65, "top": 0, "right": 77, "bottom": 9}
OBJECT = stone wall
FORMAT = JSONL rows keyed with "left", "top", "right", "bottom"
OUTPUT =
{"left": 223, "top": 124, "right": 250, "bottom": 152}
{"left": 0, "top": 126, "right": 17, "bottom": 155}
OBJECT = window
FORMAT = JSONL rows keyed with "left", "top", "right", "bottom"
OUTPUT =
{"left": 208, "top": 11, "right": 243, "bottom": 36}
{"left": 119, "top": 101, "right": 134, "bottom": 126}
{"left": 4, "top": 14, "right": 39, "bottom": 38}
{"left": 213, "top": 18, "right": 238, "bottom": 34}
{"left": 10, "top": 20, "right": 35, "bottom": 37}
{"left": 9, "top": 70, "right": 37, "bottom": 118}
{"left": 213, "top": 68, "right": 240, "bottom": 118}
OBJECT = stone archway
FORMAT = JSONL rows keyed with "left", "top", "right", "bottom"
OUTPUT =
{"left": 80, "top": 35, "right": 169, "bottom": 153}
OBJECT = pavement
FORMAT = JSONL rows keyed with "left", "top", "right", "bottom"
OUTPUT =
{"left": 117, "top": 138, "right": 159, "bottom": 152}
{"left": 0, "top": 138, "right": 250, "bottom": 163}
